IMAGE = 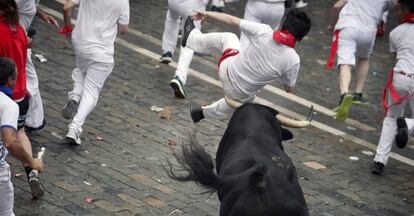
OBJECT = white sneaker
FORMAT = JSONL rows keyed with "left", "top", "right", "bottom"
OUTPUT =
{"left": 66, "top": 127, "right": 81, "bottom": 145}
{"left": 295, "top": 0, "right": 308, "bottom": 8}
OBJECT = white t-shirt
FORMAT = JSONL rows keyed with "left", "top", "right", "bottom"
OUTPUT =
{"left": 16, "top": 0, "right": 37, "bottom": 30}
{"left": 390, "top": 23, "right": 414, "bottom": 74}
{"left": 71, "top": 0, "right": 130, "bottom": 63}
{"left": 228, "top": 20, "right": 300, "bottom": 97}
{"left": 0, "top": 92, "right": 19, "bottom": 167}
{"left": 335, "top": 0, "right": 395, "bottom": 32}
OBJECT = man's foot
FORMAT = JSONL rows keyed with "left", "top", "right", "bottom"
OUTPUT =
{"left": 210, "top": 5, "right": 224, "bottom": 13}
{"left": 352, "top": 93, "right": 369, "bottom": 105}
{"left": 371, "top": 161, "right": 385, "bottom": 175}
{"left": 190, "top": 103, "right": 204, "bottom": 123}
{"left": 159, "top": 52, "right": 172, "bottom": 64}
{"left": 62, "top": 100, "right": 79, "bottom": 119}
{"left": 28, "top": 170, "right": 45, "bottom": 198}
{"left": 181, "top": 16, "right": 196, "bottom": 48}
{"left": 170, "top": 76, "right": 186, "bottom": 99}
{"left": 295, "top": 0, "right": 308, "bottom": 8}
{"left": 396, "top": 117, "right": 409, "bottom": 149}
{"left": 25, "top": 119, "right": 47, "bottom": 134}
{"left": 66, "top": 127, "right": 81, "bottom": 145}
{"left": 335, "top": 93, "right": 353, "bottom": 122}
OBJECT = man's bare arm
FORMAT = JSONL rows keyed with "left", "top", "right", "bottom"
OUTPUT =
{"left": 118, "top": 24, "right": 129, "bottom": 35}
{"left": 37, "top": 8, "right": 59, "bottom": 28}
{"left": 193, "top": 10, "right": 241, "bottom": 29}
{"left": 2, "top": 128, "right": 43, "bottom": 171}
{"left": 63, "top": 0, "right": 76, "bottom": 27}
{"left": 327, "top": 0, "right": 347, "bottom": 33}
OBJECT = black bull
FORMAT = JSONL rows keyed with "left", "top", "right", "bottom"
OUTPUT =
{"left": 168, "top": 103, "right": 309, "bottom": 216}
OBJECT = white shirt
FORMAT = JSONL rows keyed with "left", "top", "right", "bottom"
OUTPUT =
{"left": 16, "top": 0, "right": 37, "bottom": 30}
{"left": 0, "top": 92, "right": 19, "bottom": 167}
{"left": 228, "top": 20, "right": 300, "bottom": 97}
{"left": 335, "top": 0, "right": 395, "bottom": 32}
{"left": 390, "top": 23, "right": 414, "bottom": 74}
{"left": 71, "top": 0, "right": 130, "bottom": 63}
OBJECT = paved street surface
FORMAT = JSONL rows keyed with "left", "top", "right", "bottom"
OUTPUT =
{"left": 8, "top": 0, "right": 414, "bottom": 215}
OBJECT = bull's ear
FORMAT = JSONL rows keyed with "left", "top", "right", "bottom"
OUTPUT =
{"left": 281, "top": 127, "right": 293, "bottom": 141}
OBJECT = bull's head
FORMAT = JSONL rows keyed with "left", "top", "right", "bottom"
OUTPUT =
{"left": 224, "top": 96, "right": 313, "bottom": 128}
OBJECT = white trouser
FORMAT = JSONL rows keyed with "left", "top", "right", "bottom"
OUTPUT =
{"left": 187, "top": 29, "right": 255, "bottom": 119}
{"left": 162, "top": 0, "right": 205, "bottom": 84}
{"left": 0, "top": 164, "right": 14, "bottom": 216}
{"left": 25, "top": 49, "right": 44, "bottom": 128}
{"left": 375, "top": 73, "right": 414, "bottom": 165}
{"left": 68, "top": 54, "right": 113, "bottom": 133}
{"left": 240, "top": 0, "right": 285, "bottom": 51}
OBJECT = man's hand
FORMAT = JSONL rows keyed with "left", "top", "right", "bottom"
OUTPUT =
{"left": 27, "top": 36, "right": 33, "bottom": 48}
{"left": 284, "top": 85, "right": 295, "bottom": 93}
{"left": 58, "top": 24, "right": 73, "bottom": 37}
{"left": 326, "top": 25, "right": 335, "bottom": 35}
{"left": 37, "top": 9, "right": 59, "bottom": 28}
{"left": 192, "top": 10, "right": 208, "bottom": 21}
{"left": 30, "top": 158, "right": 44, "bottom": 172}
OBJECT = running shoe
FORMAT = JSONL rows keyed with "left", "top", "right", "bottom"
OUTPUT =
{"left": 62, "top": 100, "right": 79, "bottom": 119}
{"left": 335, "top": 93, "right": 353, "bottom": 122}
{"left": 159, "top": 52, "right": 172, "bottom": 64}
{"left": 352, "top": 93, "right": 369, "bottom": 105}
{"left": 295, "top": 0, "right": 308, "bottom": 8}
{"left": 371, "top": 161, "right": 385, "bottom": 175}
{"left": 66, "top": 127, "right": 81, "bottom": 145}
{"left": 181, "top": 16, "right": 195, "bottom": 48}
{"left": 190, "top": 103, "right": 204, "bottom": 123}
{"left": 170, "top": 76, "right": 186, "bottom": 99}
{"left": 395, "top": 117, "right": 408, "bottom": 149}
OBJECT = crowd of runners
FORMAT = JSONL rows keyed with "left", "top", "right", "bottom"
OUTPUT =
{"left": 0, "top": 0, "right": 413, "bottom": 215}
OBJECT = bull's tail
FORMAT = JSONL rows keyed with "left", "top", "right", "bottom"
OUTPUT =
{"left": 167, "top": 133, "right": 220, "bottom": 192}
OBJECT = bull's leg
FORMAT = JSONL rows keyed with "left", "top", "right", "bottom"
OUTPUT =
{"left": 186, "top": 29, "right": 241, "bottom": 55}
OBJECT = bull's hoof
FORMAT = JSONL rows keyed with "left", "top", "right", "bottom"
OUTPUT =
{"left": 190, "top": 103, "right": 204, "bottom": 123}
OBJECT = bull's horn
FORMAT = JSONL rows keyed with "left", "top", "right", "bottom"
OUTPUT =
{"left": 224, "top": 96, "right": 313, "bottom": 128}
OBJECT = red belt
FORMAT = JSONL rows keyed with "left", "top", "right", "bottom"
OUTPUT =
{"left": 382, "top": 70, "right": 414, "bottom": 113}
{"left": 218, "top": 48, "right": 240, "bottom": 68}
{"left": 325, "top": 30, "right": 340, "bottom": 69}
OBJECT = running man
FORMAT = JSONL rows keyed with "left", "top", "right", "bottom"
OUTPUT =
{"left": 0, "top": 57, "right": 44, "bottom": 215}
{"left": 180, "top": 10, "right": 311, "bottom": 122}
{"left": 240, "top": 0, "right": 291, "bottom": 51}
{"left": 326, "top": 0, "right": 395, "bottom": 121}
{"left": 0, "top": 0, "right": 45, "bottom": 198}
{"left": 159, "top": 0, "right": 207, "bottom": 99}
{"left": 16, "top": 0, "right": 59, "bottom": 134}
{"left": 60, "top": 0, "right": 129, "bottom": 145}
{"left": 372, "top": 0, "right": 414, "bottom": 175}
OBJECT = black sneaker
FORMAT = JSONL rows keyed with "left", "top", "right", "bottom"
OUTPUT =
{"left": 28, "top": 170, "right": 45, "bottom": 198}
{"left": 159, "top": 52, "right": 172, "bottom": 64}
{"left": 353, "top": 93, "right": 369, "bottom": 105}
{"left": 396, "top": 117, "right": 408, "bottom": 149}
{"left": 210, "top": 5, "right": 224, "bottom": 13}
{"left": 181, "top": 16, "right": 196, "bottom": 48}
{"left": 190, "top": 103, "right": 204, "bottom": 123}
{"left": 62, "top": 100, "right": 79, "bottom": 120}
{"left": 371, "top": 162, "right": 385, "bottom": 175}
{"left": 25, "top": 119, "right": 47, "bottom": 134}
{"left": 170, "top": 76, "right": 186, "bottom": 99}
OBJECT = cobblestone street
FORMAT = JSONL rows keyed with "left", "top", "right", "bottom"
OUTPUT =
{"left": 7, "top": 0, "right": 414, "bottom": 215}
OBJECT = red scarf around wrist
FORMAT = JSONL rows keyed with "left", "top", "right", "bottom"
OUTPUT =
{"left": 273, "top": 30, "right": 296, "bottom": 48}
{"left": 402, "top": 13, "right": 414, "bottom": 23}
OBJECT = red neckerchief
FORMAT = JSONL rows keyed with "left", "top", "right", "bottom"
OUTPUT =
{"left": 402, "top": 13, "right": 414, "bottom": 23}
{"left": 273, "top": 30, "right": 296, "bottom": 48}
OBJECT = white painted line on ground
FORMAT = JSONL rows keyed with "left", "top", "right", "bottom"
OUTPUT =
{"left": 53, "top": 0, "right": 375, "bottom": 133}
{"left": 40, "top": 4, "right": 414, "bottom": 167}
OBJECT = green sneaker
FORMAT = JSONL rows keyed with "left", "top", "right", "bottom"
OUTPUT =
{"left": 335, "top": 93, "right": 353, "bottom": 122}
{"left": 352, "top": 93, "right": 369, "bottom": 105}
